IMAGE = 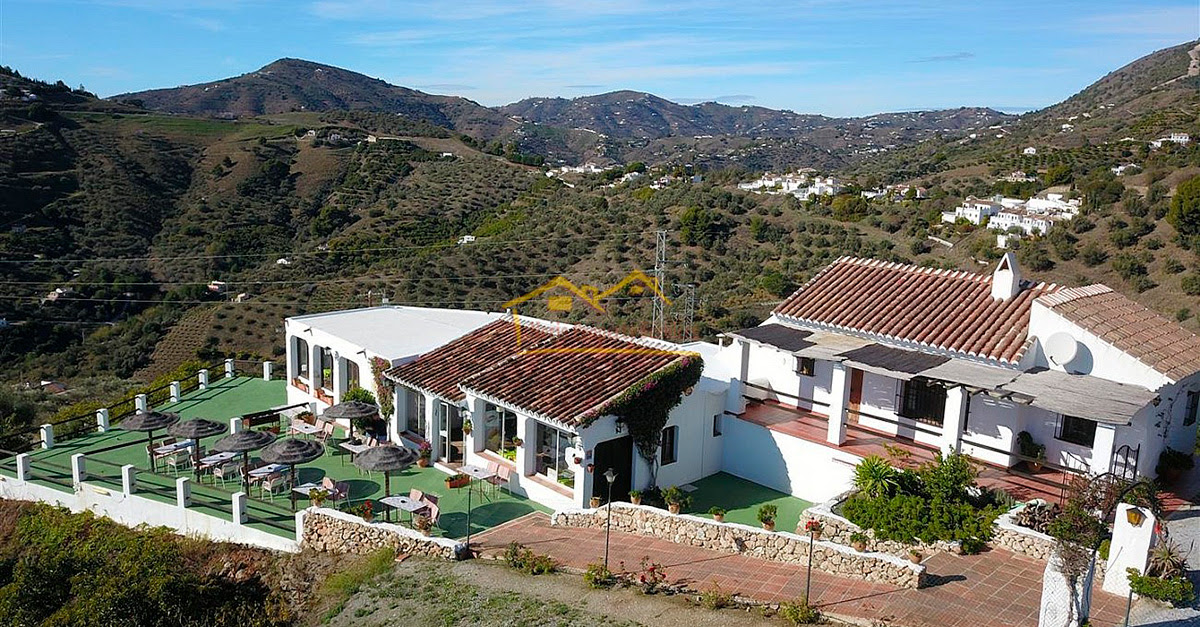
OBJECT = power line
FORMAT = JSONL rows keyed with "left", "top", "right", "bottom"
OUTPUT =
{"left": 0, "top": 270, "right": 638, "bottom": 288}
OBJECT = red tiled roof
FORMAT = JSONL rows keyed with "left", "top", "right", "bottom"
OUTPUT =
{"left": 1038, "top": 285, "right": 1200, "bottom": 382}
{"left": 460, "top": 327, "right": 693, "bottom": 427}
{"left": 772, "top": 257, "right": 1060, "bottom": 364}
{"left": 383, "top": 319, "right": 556, "bottom": 401}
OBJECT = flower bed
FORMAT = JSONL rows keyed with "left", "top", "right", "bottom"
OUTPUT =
{"left": 805, "top": 491, "right": 959, "bottom": 558}
{"left": 552, "top": 502, "right": 927, "bottom": 589}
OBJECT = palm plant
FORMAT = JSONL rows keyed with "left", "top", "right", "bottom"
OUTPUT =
{"left": 1148, "top": 540, "right": 1188, "bottom": 579}
{"left": 853, "top": 455, "right": 899, "bottom": 498}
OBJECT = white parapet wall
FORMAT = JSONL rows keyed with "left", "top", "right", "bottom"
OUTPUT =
{"left": 0, "top": 472, "right": 299, "bottom": 553}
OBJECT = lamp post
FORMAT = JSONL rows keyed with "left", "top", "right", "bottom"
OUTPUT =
{"left": 603, "top": 468, "right": 616, "bottom": 570}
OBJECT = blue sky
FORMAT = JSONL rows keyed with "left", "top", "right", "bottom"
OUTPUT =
{"left": 1, "top": 0, "right": 1197, "bottom": 116}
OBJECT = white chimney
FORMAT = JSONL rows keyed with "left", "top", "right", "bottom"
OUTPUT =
{"left": 991, "top": 252, "right": 1022, "bottom": 300}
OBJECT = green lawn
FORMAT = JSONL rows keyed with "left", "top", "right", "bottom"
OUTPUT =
{"left": 684, "top": 472, "right": 812, "bottom": 534}
{"left": 8, "top": 377, "right": 548, "bottom": 540}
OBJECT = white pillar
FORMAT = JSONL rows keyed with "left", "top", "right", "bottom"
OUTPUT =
{"left": 1090, "top": 424, "right": 1117, "bottom": 475}
{"left": 39, "top": 423, "right": 53, "bottom": 450}
{"left": 826, "top": 362, "right": 851, "bottom": 445}
{"left": 15, "top": 453, "right": 30, "bottom": 481}
{"left": 1103, "top": 503, "right": 1156, "bottom": 596}
{"left": 135, "top": 394, "right": 148, "bottom": 413}
{"left": 294, "top": 510, "right": 306, "bottom": 543}
{"left": 308, "top": 401, "right": 318, "bottom": 418}
{"left": 229, "top": 417, "right": 243, "bottom": 434}
{"left": 390, "top": 386, "right": 404, "bottom": 442}
{"left": 262, "top": 361, "right": 273, "bottom": 381}
{"left": 467, "top": 396, "right": 486, "bottom": 455}
{"left": 331, "top": 353, "right": 345, "bottom": 403}
{"left": 425, "top": 394, "right": 440, "bottom": 460}
{"left": 224, "top": 358, "right": 235, "bottom": 379}
{"left": 121, "top": 464, "right": 137, "bottom": 495}
{"left": 176, "top": 476, "right": 191, "bottom": 508}
{"left": 170, "top": 381, "right": 182, "bottom": 403}
{"left": 232, "top": 491, "right": 247, "bottom": 524}
{"left": 70, "top": 453, "right": 86, "bottom": 486}
{"left": 516, "top": 414, "right": 537, "bottom": 477}
{"left": 198, "top": 369, "right": 209, "bottom": 390}
{"left": 96, "top": 408, "right": 110, "bottom": 433}
{"left": 311, "top": 343, "right": 322, "bottom": 389}
{"left": 942, "top": 386, "right": 969, "bottom": 454}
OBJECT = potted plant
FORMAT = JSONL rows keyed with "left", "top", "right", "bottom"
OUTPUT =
{"left": 413, "top": 514, "right": 432, "bottom": 536}
{"left": 308, "top": 488, "right": 328, "bottom": 508}
{"left": 590, "top": 496, "right": 602, "bottom": 508}
{"left": 850, "top": 531, "right": 869, "bottom": 552}
{"left": 804, "top": 518, "right": 823, "bottom": 540}
{"left": 629, "top": 490, "right": 643, "bottom": 506}
{"left": 1155, "top": 447, "right": 1195, "bottom": 485}
{"left": 662, "top": 486, "right": 691, "bottom": 514}
{"left": 908, "top": 549, "right": 923, "bottom": 564}
{"left": 359, "top": 500, "right": 374, "bottom": 523}
{"left": 511, "top": 437, "right": 523, "bottom": 447}
{"left": 1016, "top": 431, "right": 1046, "bottom": 471}
{"left": 462, "top": 419, "right": 473, "bottom": 435}
{"left": 757, "top": 504, "right": 777, "bottom": 531}
{"left": 445, "top": 473, "right": 470, "bottom": 489}
{"left": 709, "top": 506, "right": 726, "bottom": 523}
{"left": 416, "top": 441, "right": 432, "bottom": 468}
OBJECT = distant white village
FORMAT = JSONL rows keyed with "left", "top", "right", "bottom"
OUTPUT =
{"left": 941, "top": 193, "right": 1081, "bottom": 246}
{"left": 737, "top": 170, "right": 927, "bottom": 202}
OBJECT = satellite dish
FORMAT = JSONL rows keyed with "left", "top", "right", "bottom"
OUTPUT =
{"left": 1045, "top": 332, "right": 1079, "bottom": 367}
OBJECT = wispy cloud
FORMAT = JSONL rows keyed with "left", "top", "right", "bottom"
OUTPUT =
{"left": 912, "top": 51, "right": 975, "bottom": 63}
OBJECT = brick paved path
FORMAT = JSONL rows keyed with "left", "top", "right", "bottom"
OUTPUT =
{"left": 474, "top": 513, "right": 1127, "bottom": 627}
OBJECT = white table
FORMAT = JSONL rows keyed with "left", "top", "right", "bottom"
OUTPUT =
{"left": 339, "top": 441, "right": 371, "bottom": 466}
{"left": 460, "top": 464, "right": 496, "bottom": 482}
{"left": 289, "top": 423, "right": 321, "bottom": 437}
{"left": 249, "top": 463, "right": 289, "bottom": 479}
{"left": 293, "top": 482, "right": 330, "bottom": 498}
{"left": 153, "top": 440, "right": 194, "bottom": 456}
{"left": 380, "top": 495, "right": 427, "bottom": 524}
{"left": 198, "top": 451, "right": 236, "bottom": 468}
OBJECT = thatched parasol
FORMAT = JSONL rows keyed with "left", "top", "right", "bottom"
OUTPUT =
{"left": 322, "top": 401, "right": 378, "bottom": 438}
{"left": 167, "top": 418, "right": 227, "bottom": 482}
{"left": 260, "top": 438, "right": 325, "bottom": 511}
{"left": 353, "top": 445, "right": 417, "bottom": 522}
{"left": 213, "top": 430, "right": 276, "bottom": 494}
{"left": 118, "top": 411, "right": 181, "bottom": 472}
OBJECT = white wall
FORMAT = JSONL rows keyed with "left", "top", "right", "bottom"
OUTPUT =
{"left": 961, "top": 394, "right": 1019, "bottom": 467}
{"left": 855, "top": 372, "right": 944, "bottom": 449}
{"left": 283, "top": 320, "right": 393, "bottom": 425}
{"left": 0, "top": 475, "right": 299, "bottom": 553}
{"left": 720, "top": 416, "right": 857, "bottom": 503}
{"left": 1027, "top": 302, "right": 1170, "bottom": 390}
{"left": 742, "top": 344, "right": 834, "bottom": 413}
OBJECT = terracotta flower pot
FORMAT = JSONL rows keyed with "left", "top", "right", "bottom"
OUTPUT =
{"left": 852, "top": 541, "right": 866, "bottom": 552}
{"left": 668, "top": 503, "right": 681, "bottom": 514}
{"left": 631, "top": 496, "right": 642, "bottom": 506}
{"left": 908, "top": 552, "right": 922, "bottom": 564}
{"left": 417, "top": 458, "right": 430, "bottom": 468}
{"left": 762, "top": 521, "right": 776, "bottom": 531}
{"left": 713, "top": 514, "right": 725, "bottom": 523}
{"left": 812, "top": 530, "right": 822, "bottom": 541}
{"left": 590, "top": 496, "right": 602, "bottom": 508}
{"left": 363, "top": 512, "right": 374, "bottom": 523}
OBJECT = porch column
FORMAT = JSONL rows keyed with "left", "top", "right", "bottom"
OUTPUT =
{"left": 331, "top": 352, "right": 345, "bottom": 403}
{"left": 390, "top": 385, "right": 404, "bottom": 442}
{"left": 424, "top": 394, "right": 440, "bottom": 460}
{"left": 466, "top": 397, "right": 486, "bottom": 455}
{"left": 224, "top": 358, "right": 235, "bottom": 379}
{"left": 942, "top": 386, "right": 969, "bottom": 454}
{"left": 826, "top": 362, "right": 851, "bottom": 445}
{"left": 310, "top": 343, "right": 322, "bottom": 391}
{"left": 516, "top": 414, "right": 537, "bottom": 477}
{"left": 1091, "top": 423, "right": 1117, "bottom": 475}
{"left": 285, "top": 336, "right": 295, "bottom": 381}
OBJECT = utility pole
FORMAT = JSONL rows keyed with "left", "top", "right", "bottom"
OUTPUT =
{"left": 652, "top": 230, "right": 667, "bottom": 339}
{"left": 674, "top": 283, "right": 696, "bottom": 342}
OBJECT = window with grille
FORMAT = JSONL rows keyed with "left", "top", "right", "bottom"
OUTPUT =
{"left": 660, "top": 426, "right": 678, "bottom": 465}
{"left": 899, "top": 378, "right": 946, "bottom": 425}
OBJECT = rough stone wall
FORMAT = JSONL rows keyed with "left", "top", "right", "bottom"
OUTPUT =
{"left": 552, "top": 503, "right": 926, "bottom": 589}
{"left": 804, "top": 492, "right": 959, "bottom": 557}
{"left": 300, "top": 508, "right": 466, "bottom": 560}
{"left": 992, "top": 510, "right": 1056, "bottom": 561}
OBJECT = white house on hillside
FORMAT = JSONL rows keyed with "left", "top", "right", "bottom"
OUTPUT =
{"left": 716, "top": 255, "right": 1200, "bottom": 503}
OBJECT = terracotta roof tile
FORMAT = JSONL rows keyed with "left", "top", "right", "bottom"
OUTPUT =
{"left": 1038, "top": 286, "right": 1200, "bottom": 382}
{"left": 772, "top": 257, "right": 1059, "bottom": 364}
{"left": 460, "top": 327, "right": 694, "bottom": 427}
{"left": 383, "top": 319, "right": 556, "bottom": 402}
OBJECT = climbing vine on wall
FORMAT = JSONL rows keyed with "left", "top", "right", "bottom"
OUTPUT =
{"left": 370, "top": 356, "right": 395, "bottom": 419}
{"left": 579, "top": 354, "right": 704, "bottom": 465}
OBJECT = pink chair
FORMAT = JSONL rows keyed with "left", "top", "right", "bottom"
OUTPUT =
{"left": 426, "top": 503, "right": 440, "bottom": 530}
{"left": 322, "top": 477, "right": 350, "bottom": 505}
{"left": 488, "top": 465, "right": 512, "bottom": 494}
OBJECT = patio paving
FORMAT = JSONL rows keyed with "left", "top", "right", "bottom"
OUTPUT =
{"left": 684, "top": 472, "right": 812, "bottom": 533}
{"left": 2, "top": 376, "right": 548, "bottom": 540}
{"left": 475, "top": 512, "right": 1130, "bottom": 627}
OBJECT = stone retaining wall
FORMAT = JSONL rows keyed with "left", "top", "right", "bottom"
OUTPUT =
{"left": 992, "top": 506, "right": 1056, "bottom": 561}
{"left": 804, "top": 491, "right": 959, "bottom": 558}
{"left": 300, "top": 508, "right": 466, "bottom": 560}
{"left": 552, "top": 503, "right": 927, "bottom": 589}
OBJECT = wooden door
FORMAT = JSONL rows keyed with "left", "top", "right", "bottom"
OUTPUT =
{"left": 848, "top": 368, "right": 864, "bottom": 423}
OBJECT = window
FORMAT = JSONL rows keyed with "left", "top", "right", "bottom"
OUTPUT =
{"left": 483, "top": 403, "right": 519, "bottom": 459}
{"left": 1057, "top": 415, "right": 1097, "bottom": 447}
{"left": 317, "top": 347, "right": 333, "bottom": 390}
{"left": 1185, "top": 391, "right": 1199, "bottom": 427}
{"left": 535, "top": 422, "right": 575, "bottom": 488}
{"left": 660, "top": 426, "right": 678, "bottom": 465}
{"left": 795, "top": 356, "right": 815, "bottom": 377}
{"left": 295, "top": 338, "right": 309, "bottom": 378}
{"left": 345, "top": 360, "right": 360, "bottom": 390}
{"left": 712, "top": 414, "right": 722, "bottom": 437}
{"left": 403, "top": 387, "right": 424, "bottom": 435}
{"left": 899, "top": 378, "right": 946, "bottom": 425}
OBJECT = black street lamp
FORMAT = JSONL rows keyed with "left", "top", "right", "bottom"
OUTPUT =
{"left": 603, "top": 468, "right": 617, "bottom": 570}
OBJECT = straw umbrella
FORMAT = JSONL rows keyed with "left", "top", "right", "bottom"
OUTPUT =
{"left": 213, "top": 430, "right": 276, "bottom": 494}
{"left": 259, "top": 438, "right": 325, "bottom": 511}
{"left": 166, "top": 418, "right": 227, "bottom": 482}
{"left": 118, "top": 411, "right": 180, "bottom": 472}
{"left": 353, "top": 446, "right": 417, "bottom": 522}
{"left": 322, "top": 401, "right": 378, "bottom": 439}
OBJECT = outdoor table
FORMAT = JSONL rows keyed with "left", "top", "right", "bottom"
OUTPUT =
{"left": 292, "top": 482, "right": 331, "bottom": 498}
{"left": 338, "top": 441, "right": 371, "bottom": 466}
{"left": 153, "top": 439, "right": 195, "bottom": 456}
{"left": 198, "top": 451, "right": 237, "bottom": 468}
{"left": 289, "top": 423, "right": 321, "bottom": 437}
{"left": 380, "top": 495, "right": 426, "bottom": 525}
{"left": 248, "top": 463, "right": 289, "bottom": 478}
{"left": 460, "top": 464, "right": 496, "bottom": 481}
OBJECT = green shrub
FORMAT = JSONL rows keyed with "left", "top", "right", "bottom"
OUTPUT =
{"left": 1127, "top": 569, "right": 1195, "bottom": 606}
{"left": 757, "top": 504, "right": 778, "bottom": 525}
{"left": 779, "top": 598, "right": 822, "bottom": 624}
{"left": 503, "top": 542, "right": 557, "bottom": 575}
{"left": 852, "top": 455, "right": 898, "bottom": 498}
{"left": 699, "top": 584, "right": 734, "bottom": 610}
{"left": 584, "top": 563, "right": 615, "bottom": 589}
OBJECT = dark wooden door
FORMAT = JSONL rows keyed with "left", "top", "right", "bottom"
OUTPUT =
{"left": 592, "top": 435, "right": 633, "bottom": 503}
{"left": 848, "top": 368, "right": 864, "bottom": 423}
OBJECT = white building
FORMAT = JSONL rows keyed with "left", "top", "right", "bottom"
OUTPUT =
{"left": 945, "top": 193, "right": 1079, "bottom": 236}
{"left": 1023, "top": 147, "right": 1038, "bottom": 155}
{"left": 1150, "top": 133, "right": 1191, "bottom": 149}
{"left": 715, "top": 255, "right": 1200, "bottom": 502}
{"left": 941, "top": 196, "right": 1004, "bottom": 225}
